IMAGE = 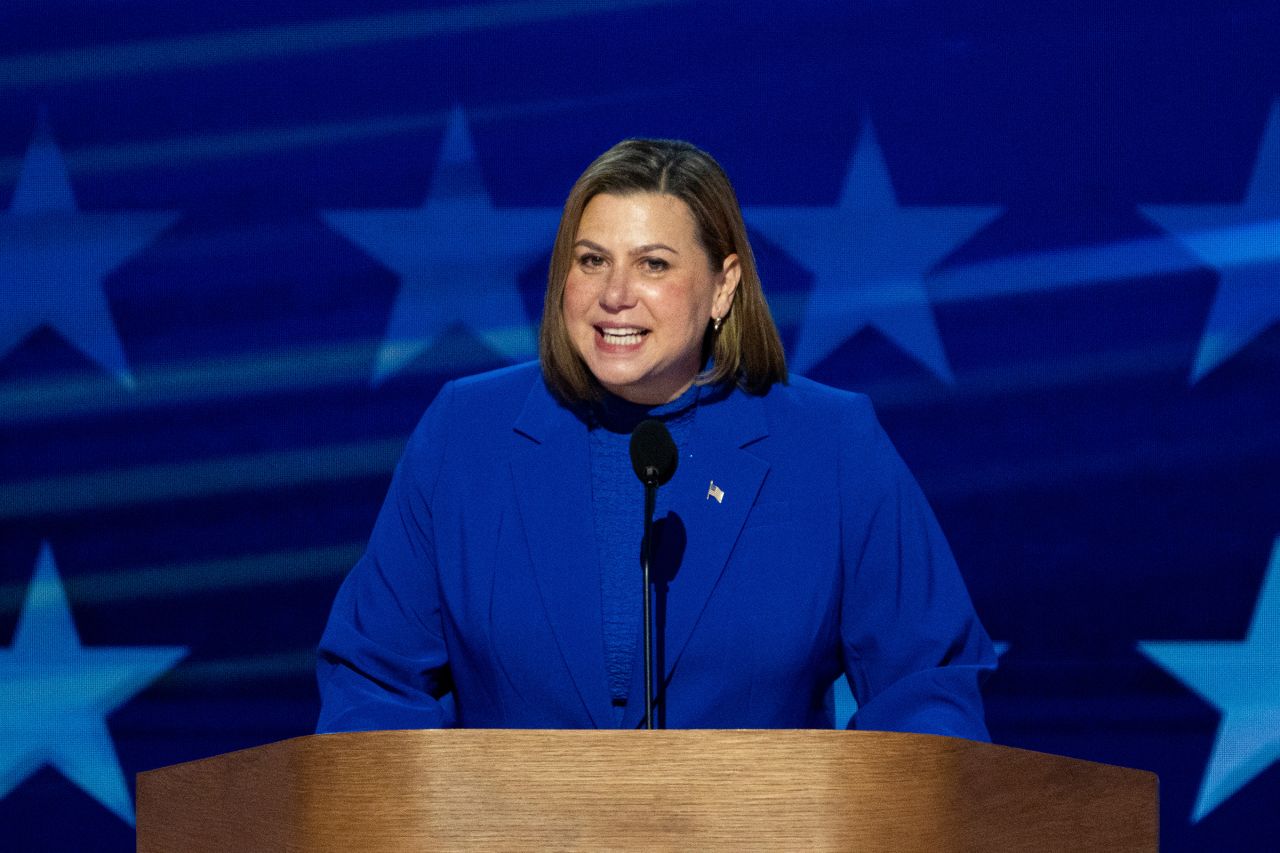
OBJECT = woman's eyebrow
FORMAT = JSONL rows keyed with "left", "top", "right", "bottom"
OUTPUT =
{"left": 573, "top": 239, "right": 679, "bottom": 256}
{"left": 629, "top": 242, "right": 678, "bottom": 255}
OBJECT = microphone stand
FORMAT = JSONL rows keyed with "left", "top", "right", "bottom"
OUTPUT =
{"left": 641, "top": 476, "right": 657, "bottom": 730}
{"left": 631, "top": 417, "right": 675, "bottom": 731}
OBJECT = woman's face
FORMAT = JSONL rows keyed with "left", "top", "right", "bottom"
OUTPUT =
{"left": 562, "top": 192, "right": 739, "bottom": 405}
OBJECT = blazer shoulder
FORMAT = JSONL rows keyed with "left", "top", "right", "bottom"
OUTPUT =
{"left": 429, "top": 361, "right": 539, "bottom": 429}
{"left": 763, "top": 374, "right": 879, "bottom": 432}
{"left": 402, "top": 362, "right": 542, "bottom": 467}
{"left": 450, "top": 360, "right": 543, "bottom": 408}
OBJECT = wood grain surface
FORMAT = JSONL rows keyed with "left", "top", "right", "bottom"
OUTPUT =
{"left": 137, "top": 729, "right": 1157, "bottom": 852}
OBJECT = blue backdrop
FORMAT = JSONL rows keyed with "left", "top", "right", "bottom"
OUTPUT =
{"left": 1, "top": 1, "right": 1278, "bottom": 849}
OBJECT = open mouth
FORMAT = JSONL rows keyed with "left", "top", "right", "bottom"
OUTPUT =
{"left": 596, "top": 326, "right": 649, "bottom": 346}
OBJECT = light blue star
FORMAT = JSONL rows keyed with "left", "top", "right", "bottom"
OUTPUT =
{"left": 0, "top": 542, "right": 186, "bottom": 825}
{"left": 323, "top": 106, "right": 559, "bottom": 385}
{"left": 1143, "top": 100, "right": 1280, "bottom": 384}
{"left": 0, "top": 115, "right": 177, "bottom": 386}
{"left": 748, "top": 121, "right": 1001, "bottom": 382}
{"left": 1139, "top": 535, "right": 1280, "bottom": 822}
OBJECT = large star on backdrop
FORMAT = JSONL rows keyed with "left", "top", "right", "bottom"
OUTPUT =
{"left": 323, "top": 106, "right": 559, "bottom": 385}
{"left": 748, "top": 121, "right": 1001, "bottom": 382}
{"left": 0, "top": 114, "right": 177, "bottom": 386}
{"left": 1139, "top": 535, "right": 1280, "bottom": 822}
{"left": 1143, "top": 100, "right": 1280, "bottom": 384}
{"left": 0, "top": 542, "right": 187, "bottom": 825}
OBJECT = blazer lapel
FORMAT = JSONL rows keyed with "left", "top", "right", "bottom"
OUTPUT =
{"left": 509, "top": 380, "right": 612, "bottom": 728}
{"left": 621, "top": 385, "right": 771, "bottom": 729}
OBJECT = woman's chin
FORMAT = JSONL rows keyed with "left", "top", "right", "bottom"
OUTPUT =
{"left": 597, "top": 374, "right": 695, "bottom": 406}
{"left": 594, "top": 376, "right": 655, "bottom": 403}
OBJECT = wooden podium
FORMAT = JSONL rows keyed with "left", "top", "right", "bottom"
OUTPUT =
{"left": 137, "top": 730, "right": 1157, "bottom": 851}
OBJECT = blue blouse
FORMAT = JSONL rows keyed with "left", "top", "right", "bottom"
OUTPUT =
{"left": 587, "top": 385, "right": 699, "bottom": 722}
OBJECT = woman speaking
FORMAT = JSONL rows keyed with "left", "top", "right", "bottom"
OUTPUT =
{"left": 316, "top": 139, "right": 995, "bottom": 736}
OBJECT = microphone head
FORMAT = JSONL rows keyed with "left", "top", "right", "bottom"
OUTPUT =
{"left": 630, "top": 419, "right": 678, "bottom": 487}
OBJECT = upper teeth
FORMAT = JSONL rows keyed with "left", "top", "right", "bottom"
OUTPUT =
{"left": 603, "top": 328, "right": 644, "bottom": 338}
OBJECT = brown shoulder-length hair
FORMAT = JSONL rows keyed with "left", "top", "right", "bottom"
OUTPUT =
{"left": 539, "top": 138, "right": 787, "bottom": 404}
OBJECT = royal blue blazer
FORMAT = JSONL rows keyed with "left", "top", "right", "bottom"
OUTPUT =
{"left": 316, "top": 362, "right": 995, "bottom": 737}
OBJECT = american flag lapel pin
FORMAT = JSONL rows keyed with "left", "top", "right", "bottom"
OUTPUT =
{"left": 707, "top": 481, "right": 725, "bottom": 503}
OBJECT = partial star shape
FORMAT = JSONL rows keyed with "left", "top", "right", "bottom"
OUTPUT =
{"left": 1143, "top": 101, "right": 1280, "bottom": 383}
{"left": 748, "top": 121, "right": 1001, "bottom": 382}
{"left": 323, "top": 107, "right": 559, "bottom": 385}
{"left": 1139, "top": 535, "right": 1280, "bottom": 822}
{"left": 0, "top": 115, "right": 177, "bottom": 386}
{"left": 0, "top": 542, "right": 187, "bottom": 825}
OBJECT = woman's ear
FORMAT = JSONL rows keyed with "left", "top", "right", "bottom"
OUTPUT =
{"left": 714, "top": 253, "right": 741, "bottom": 319}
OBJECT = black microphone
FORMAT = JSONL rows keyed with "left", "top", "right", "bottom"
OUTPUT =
{"left": 630, "top": 419, "right": 678, "bottom": 487}
{"left": 629, "top": 419, "right": 677, "bottom": 730}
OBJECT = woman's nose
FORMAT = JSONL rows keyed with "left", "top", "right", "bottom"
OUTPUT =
{"left": 599, "top": 269, "right": 636, "bottom": 311}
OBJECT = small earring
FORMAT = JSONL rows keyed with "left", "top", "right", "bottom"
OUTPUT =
{"left": 712, "top": 316, "right": 724, "bottom": 332}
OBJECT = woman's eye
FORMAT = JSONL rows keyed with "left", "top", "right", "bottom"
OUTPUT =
{"left": 577, "top": 253, "right": 605, "bottom": 268}
{"left": 642, "top": 257, "right": 669, "bottom": 272}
